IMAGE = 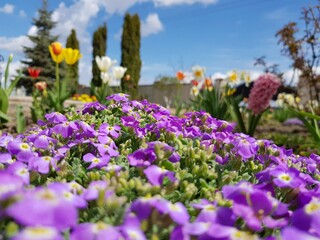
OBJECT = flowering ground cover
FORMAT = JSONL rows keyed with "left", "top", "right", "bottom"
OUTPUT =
{"left": 1, "top": 94, "right": 320, "bottom": 239}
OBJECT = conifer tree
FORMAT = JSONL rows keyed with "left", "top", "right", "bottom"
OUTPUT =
{"left": 20, "top": 0, "right": 59, "bottom": 94}
{"left": 91, "top": 23, "right": 107, "bottom": 87}
{"left": 66, "top": 29, "right": 80, "bottom": 88}
{"left": 120, "top": 13, "right": 141, "bottom": 97}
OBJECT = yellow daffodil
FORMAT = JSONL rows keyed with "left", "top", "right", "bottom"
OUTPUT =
{"left": 49, "top": 42, "right": 65, "bottom": 63}
{"left": 191, "top": 65, "right": 206, "bottom": 80}
{"left": 64, "top": 48, "right": 82, "bottom": 65}
{"left": 229, "top": 71, "right": 238, "bottom": 83}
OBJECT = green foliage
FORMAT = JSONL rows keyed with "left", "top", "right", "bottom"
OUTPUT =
{"left": 272, "top": 107, "right": 293, "bottom": 123}
{"left": 19, "top": 0, "right": 59, "bottom": 94}
{"left": 91, "top": 23, "right": 107, "bottom": 87}
{"left": 0, "top": 56, "right": 22, "bottom": 126}
{"left": 121, "top": 13, "right": 141, "bottom": 98}
{"left": 289, "top": 107, "right": 320, "bottom": 149}
{"left": 16, "top": 105, "right": 26, "bottom": 134}
{"left": 66, "top": 29, "right": 80, "bottom": 89}
{"left": 191, "top": 87, "right": 230, "bottom": 121}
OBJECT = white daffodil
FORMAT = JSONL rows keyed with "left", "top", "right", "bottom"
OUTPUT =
{"left": 112, "top": 66, "right": 127, "bottom": 80}
{"left": 95, "top": 56, "right": 116, "bottom": 73}
{"left": 100, "top": 72, "right": 112, "bottom": 84}
{"left": 191, "top": 65, "right": 206, "bottom": 80}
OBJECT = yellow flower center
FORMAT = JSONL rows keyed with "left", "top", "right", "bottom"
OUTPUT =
{"left": 43, "top": 156, "right": 52, "bottom": 162}
{"left": 25, "top": 227, "right": 55, "bottom": 239}
{"left": 93, "top": 158, "right": 100, "bottom": 164}
{"left": 305, "top": 201, "right": 320, "bottom": 214}
{"left": 20, "top": 143, "right": 30, "bottom": 150}
{"left": 279, "top": 174, "right": 291, "bottom": 182}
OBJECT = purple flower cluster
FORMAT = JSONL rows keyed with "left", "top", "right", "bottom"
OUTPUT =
{"left": 0, "top": 93, "right": 320, "bottom": 239}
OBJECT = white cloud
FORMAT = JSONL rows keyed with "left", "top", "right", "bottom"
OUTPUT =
{"left": 28, "top": 26, "right": 38, "bottom": 36}
{"left": 152, "top": 0, "right": 217, "bottom": 7}
{"left": 141, "top": 13, "right": 164, "bottom": 37}
{"left": 0, "top": 3, "right": 14, "bottom": 14}
{"left": 0, "top": 36, "right": 32, "bottom": 54}
{"left": 19, "top": 10, "right": 26, "bottom": 17}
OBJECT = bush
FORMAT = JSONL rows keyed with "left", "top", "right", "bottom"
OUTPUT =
{"left": 0, "top": 94, "right": 320, "bottom": 239}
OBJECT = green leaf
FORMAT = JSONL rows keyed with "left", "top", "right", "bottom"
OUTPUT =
{"left": 161, "top": 160, "right": 175, "bottom": 171}
{"left": 6, "top": 70, "right": 22, "bottom": 96}
{"left": 0, "top": 88, "right": 9, "bottom": 114}
{"left": 16, "top": 105, "right": 26, "bottom": 133}
{"left": 0, "top": 110, "right": 9, "bottom": 122}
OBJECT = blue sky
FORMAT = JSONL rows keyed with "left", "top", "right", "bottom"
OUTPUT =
{"left": 0, "top": 0, "right": 316, "bottom": 86}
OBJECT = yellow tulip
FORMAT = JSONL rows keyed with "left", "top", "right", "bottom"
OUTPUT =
{"left": 64, "top": 48, "right": 82, "bottom": 65}
{"left": 49, "top": 42, "right": 65, "bottom": 63}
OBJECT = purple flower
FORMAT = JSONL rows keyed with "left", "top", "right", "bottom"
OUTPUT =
{"left": 233, "top": 134, "right": 258, "bottom": 159}
{"left": 120, "top": 214, "right": 147, "bottom": 240}
{"left": 0, "top": 133, "right": 13, "bottom": 147}
{"left": 98, "top": 123, "right": 121, "bottom": 141}
{"left": 83, "top": 180, "right": 109, "bottom": 201}
{"left": 270, "top": 166, "right": 303, "bottom": 188}
{"left": 32, "top": 134, "right": 56, "bottom": 149}
{"left": 121, "top": 116, "right": 139, "bottom": 128}
{"left": 53, "top": 121, "right": 78, "bottom": 138}
{"left": 48, "top": 182, "right": 87, "bottom": 208}
{"left": 71, "top": 222, "right": 121, "bottom": 240}
{"left": 7, "top": 140, "right": 34, "bottom": 162}
{"left": 13, "top": 226, "right": 62, "bottom": 240}
{"left": 144, "top": 165, "right": 176, "bottom": 186}
{"left": 106, "top": 93, "right": 130, "bottom": 102}
{"left": 281, "top": 227, "right": 319, "bottom": 240}
{"left": 127, "top": 148, "right": 157, "bottom": 167}
{"left": 83, "top": 153, "right": 110, "bottom": 169}
{"left": 95, "top": 142, "right": 119, "bottom": 158}
{"left": 29, "top": 156, "right": 59, "bottom": 174}
{"left": 0, "top": 171, "right": 24, "bottom": 200}
{"left": 45, "top": 112, "right": 67, "bottom": 124}
{"left": 0, "top": 153, "right": 14, "bottom": 165}
{"left": 7, "top": 162, "right": 30, "bottom": 184}
{"left": 6, "top": 187, "right": 78, "bottom": 230}
{"left": 82, "top": 101, "right": 106, "bottom": 114}
{"left": 291, "top": 197, "right": 320, "bottom": 236}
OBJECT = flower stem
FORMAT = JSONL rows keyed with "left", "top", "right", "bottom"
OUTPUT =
{"left": 56, "top": 62, "right": 60, "bottom": 112}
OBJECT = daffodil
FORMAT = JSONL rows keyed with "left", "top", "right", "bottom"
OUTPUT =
{"left": 49, "top": 42, "right": 65, "bottom": 64}
{"left": 192, "top": 65, "right": 206, "bottom": 80}
{"left": 64, "top": 48, "right": 82, "bottom": 65}
{"left": 229, "top": 71, "right": 238, "bottom": 83}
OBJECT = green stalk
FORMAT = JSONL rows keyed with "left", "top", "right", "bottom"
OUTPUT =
{"left": 56, "top": 62, "right": 60, "bottom": 112}
{"left": 231, "top": 98, "right": 247, "bottom": 134}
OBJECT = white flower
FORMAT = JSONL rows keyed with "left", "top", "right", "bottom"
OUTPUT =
{"left": 95, "top": 56, "right": 116, "bottom": 72}
{"left": 100, "top": 72, "right": 112, "bottom": 84}
{"left": 190, "top": 86, "right": 199, "bottom": 96}
{"left": 191, "top": 65, "right": 206, "bottom": 80}
{"left": 112, "top": 66, "right": 127, "bottom": 80}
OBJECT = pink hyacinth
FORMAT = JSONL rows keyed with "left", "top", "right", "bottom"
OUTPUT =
{"left": 248, "top": 73, "right": 281, "bottom": 115}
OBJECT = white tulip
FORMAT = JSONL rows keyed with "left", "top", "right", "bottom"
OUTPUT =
{"left": 95, "top": 56, "right": 116, "bottom": 72}
{"left": 112, "top": 66, "right": 127, "bottom": 80}
{"left": 100, "top": 72, "right": 112, "bottom": 84}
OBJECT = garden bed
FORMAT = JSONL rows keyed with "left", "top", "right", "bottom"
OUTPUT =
{"left": 1, "top": 94, "right": 320, "bottom": 239}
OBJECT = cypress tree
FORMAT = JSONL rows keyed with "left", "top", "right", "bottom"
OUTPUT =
{"left": 120, "top": 13, "right": 141, "bottom": 98}
{"left": 20, "top": 0, "right": 59, "bottom": 94}
{"left": 66, "top": 29, "right": 80, "bottom": 88}
{"left": 91, "top": 23, "right": 107, "bottom": 87}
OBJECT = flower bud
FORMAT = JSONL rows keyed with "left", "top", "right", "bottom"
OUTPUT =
{"left": 51, "top": 42, "right": 63, "bottom": 55}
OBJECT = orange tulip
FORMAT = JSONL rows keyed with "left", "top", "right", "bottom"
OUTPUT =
{"left": 49, "top": 42, "right": 65, "bottom": 63}
{"left": 176, "top": 71, "right": 185, "bottom": 81}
